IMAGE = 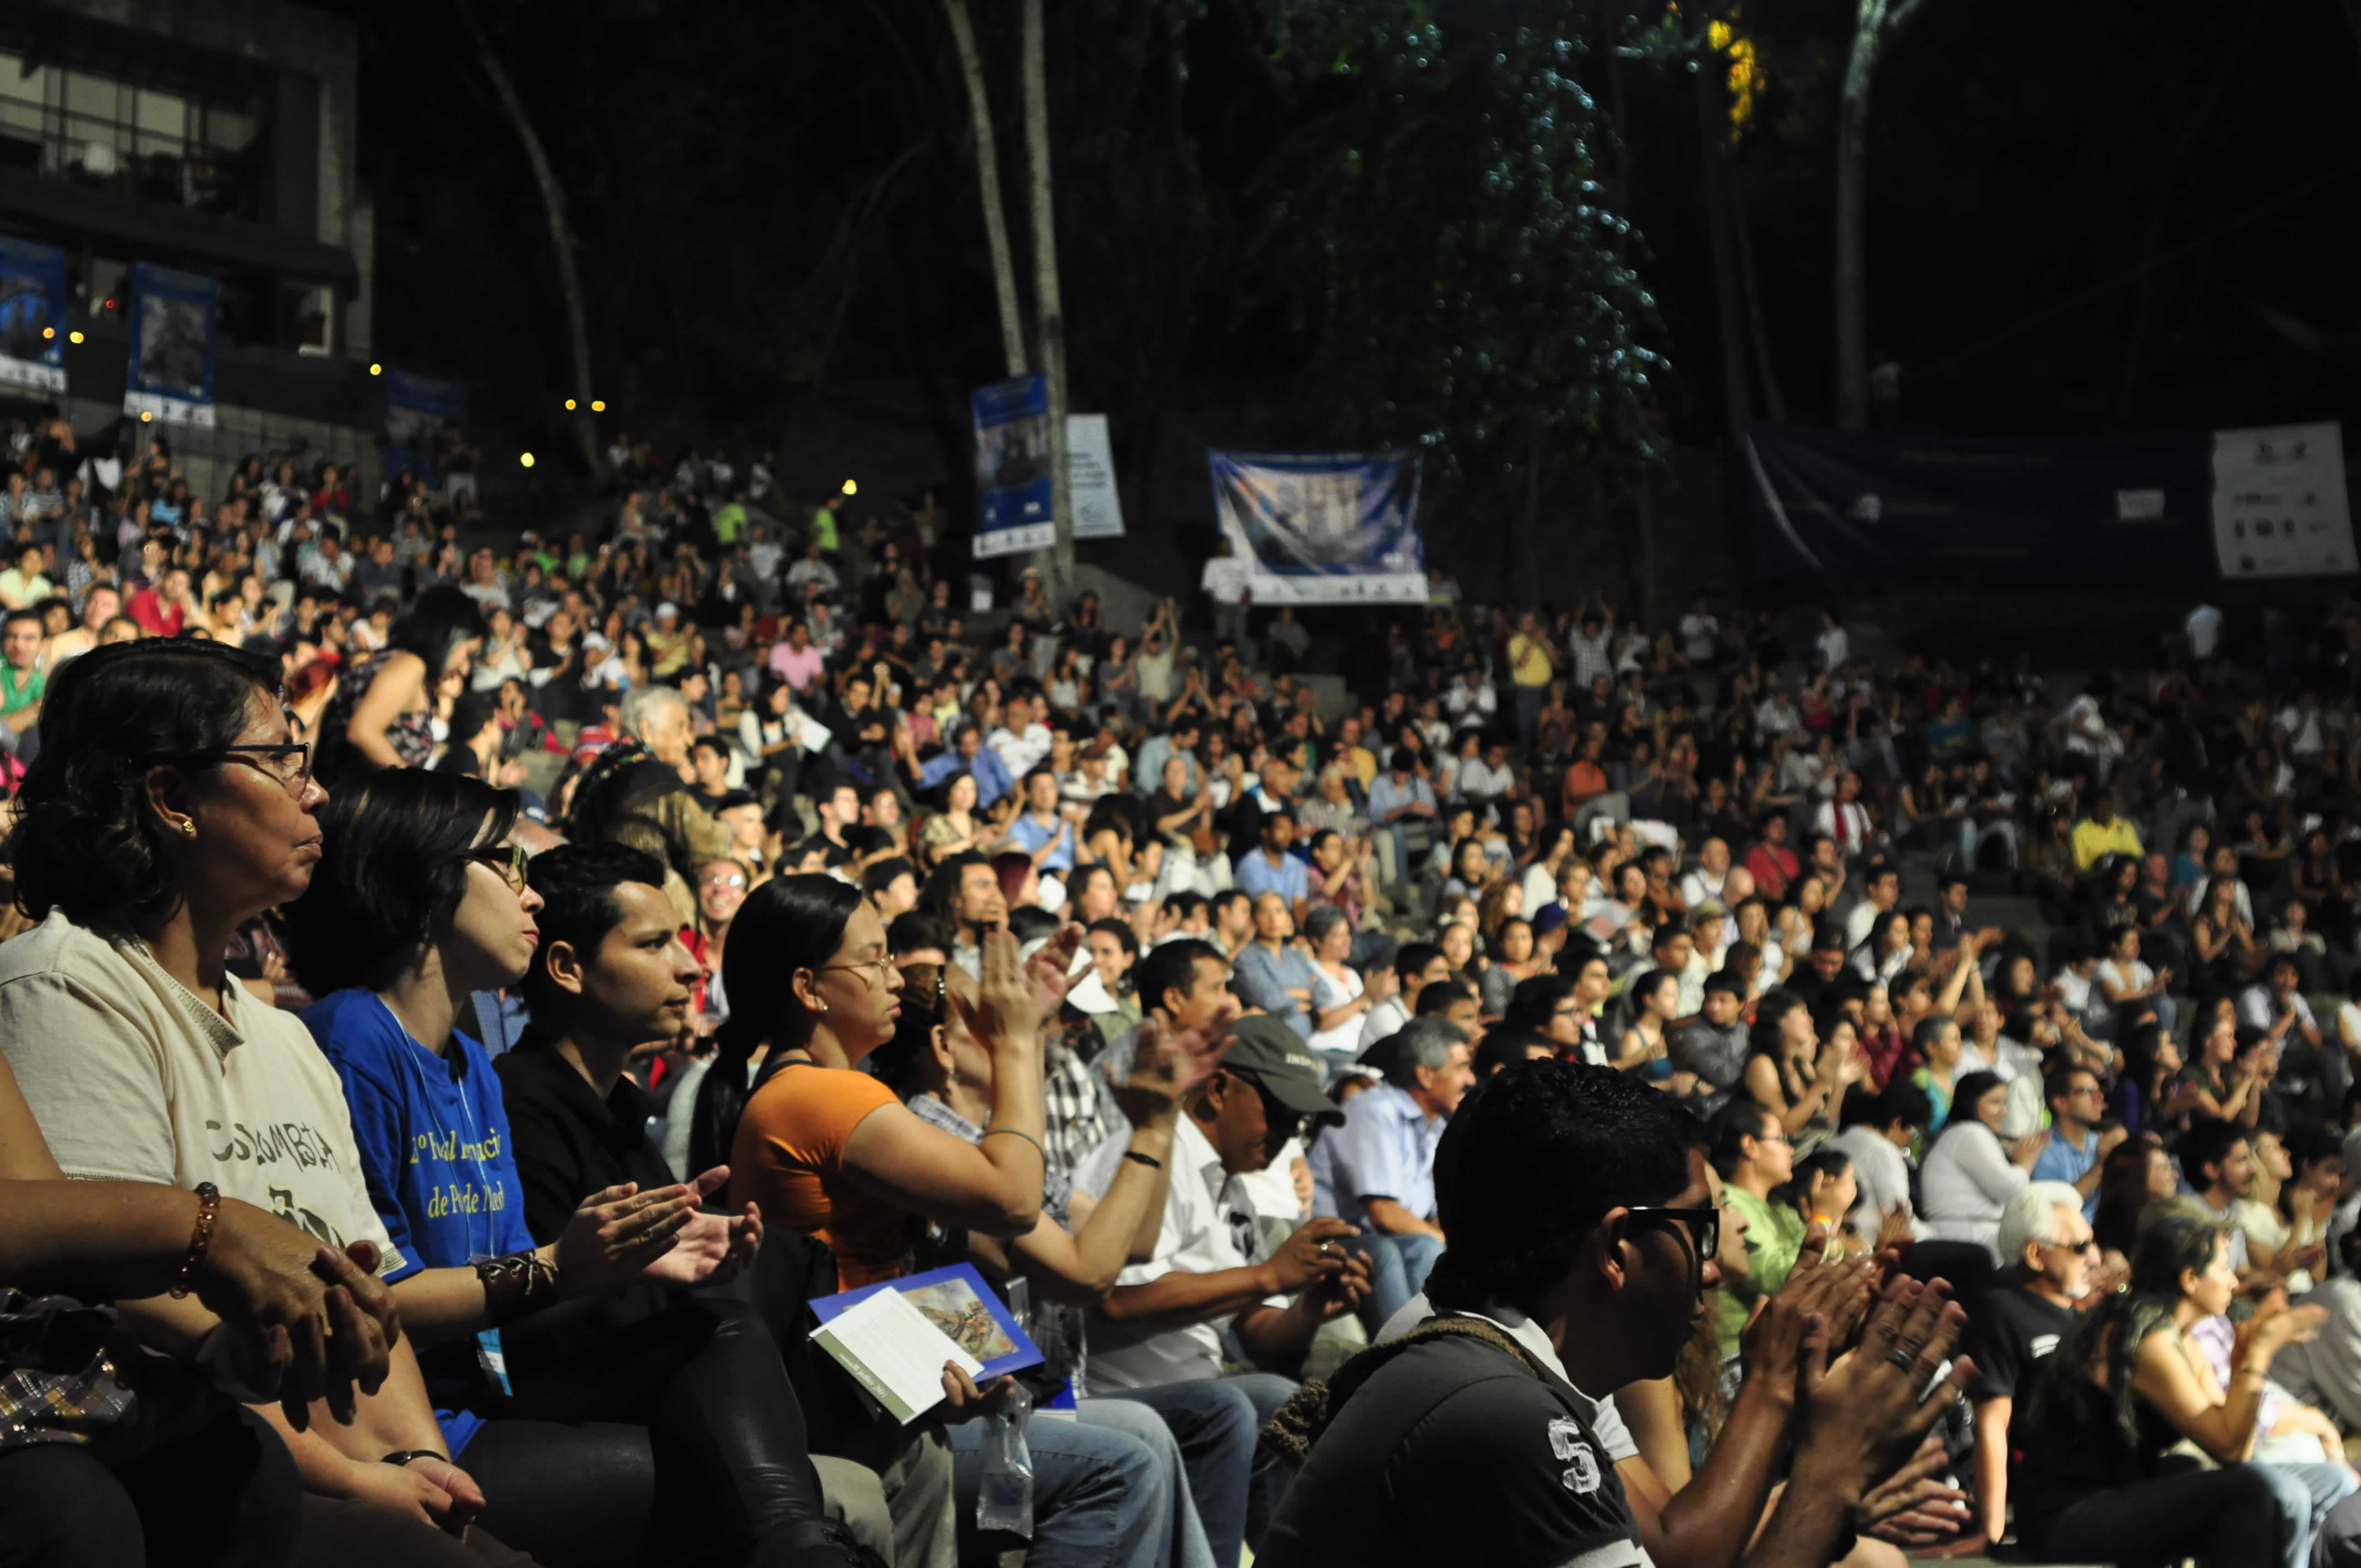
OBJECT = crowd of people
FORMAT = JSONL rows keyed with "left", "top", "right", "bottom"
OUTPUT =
{"left": 5, "top": 415, "right": 2361, "bottom": 1568}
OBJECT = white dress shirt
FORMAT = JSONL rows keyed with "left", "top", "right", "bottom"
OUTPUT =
{"left": 1076, "top": 1113, "right": 1286, "bottom": 1391}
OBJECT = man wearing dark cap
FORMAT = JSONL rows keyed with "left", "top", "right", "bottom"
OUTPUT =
{"left": 1079, "top": 1015, "right": 1369, "bottom": 1384}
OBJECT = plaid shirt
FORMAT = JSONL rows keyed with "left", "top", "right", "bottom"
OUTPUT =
{"left": 908, "top": 1092, "right": 1086, "bottom": 1391}
{"left": 1040, "top": 1014, "right": 1124, "bottom": 1186}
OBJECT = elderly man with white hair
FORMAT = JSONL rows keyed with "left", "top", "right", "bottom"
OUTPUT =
{"left": 1968, "top": 1181, "right": 2091, "bottom": 1545}
{"left": 566, "top": 682, "right": 733, "bottom": 922}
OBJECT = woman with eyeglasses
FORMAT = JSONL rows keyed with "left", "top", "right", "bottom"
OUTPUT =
{"left": 0, "top": 639, "right": 548, "bottom": 1565}
{"left": 1705, "top": 1098, "right": 1807, "bottom": 1358}
{"left": 694, "top": 875, "right": 1064, "bottom": 1296}
{"left": 284, "top": 768, "right": 856, "bottom": 1568}
{"left": 692, "top": 876, "right": 1069, "bottom": 1568}
{"left": 870, "top": 960, "right": 1239, "bottom": 1568}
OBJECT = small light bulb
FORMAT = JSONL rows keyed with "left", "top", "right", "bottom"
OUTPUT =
{"left": 40, "top": 326, "right": 54, "bottom": 339}
{"left": 841, "top": 478, "right": 858, "bottom": 496}
{"left": 564, "top": 399, "right": 577, "bottom": 411}
{"left": 590, "top": 400, "right": 606, "bottom": 412}
{"left": 520, "top": 452, "right": 536, "bottom": 469}
{"left": 68, "top": 330, "right": 84, "bottom": 345}
{"left": 140, "top": 411, "right": 153, "bottom": 422}
{"left": 368, "top": 363, "right": 383, "bottom": 375}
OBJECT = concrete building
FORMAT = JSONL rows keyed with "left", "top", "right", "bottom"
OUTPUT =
{"left": 0, "top": 0, "right": 379, "bottom": 500}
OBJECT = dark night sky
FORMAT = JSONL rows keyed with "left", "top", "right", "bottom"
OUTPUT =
{"left": 342, "top": 1, "right": 2361, "bottom": 478}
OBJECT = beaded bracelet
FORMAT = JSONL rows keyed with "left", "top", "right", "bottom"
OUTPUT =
{"left": 169, "top": 1182, "right": 221, "bottom": 1299}
{"left": 473, "top": 1251, "right": 559, "bottom": 1326}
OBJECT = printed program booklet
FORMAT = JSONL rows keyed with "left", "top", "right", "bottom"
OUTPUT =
{"left": 810, "top": 1262, "right": 1044, "bottom": 1423}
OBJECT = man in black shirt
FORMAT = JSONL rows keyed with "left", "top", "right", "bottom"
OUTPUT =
{"left": 1260, "top": 1062, "right": 1978, "bottom": 1568}
{"left": 1968, "top": 1180, "right": 2091, "bottom": 1546}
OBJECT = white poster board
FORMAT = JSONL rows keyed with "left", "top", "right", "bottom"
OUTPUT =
{"left": 2210, "top": 421, "right": 2355, "bottom": 579}
{"left": 1068, "top": 413, "right": 1124, "bottom": 542}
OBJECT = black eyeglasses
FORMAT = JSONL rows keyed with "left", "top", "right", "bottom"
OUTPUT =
{"left": 1626, "top": 1205, "right": 1721, "bottom": 1286}
{"left": 469, "top": 843, "right": 529, "bottom": 892}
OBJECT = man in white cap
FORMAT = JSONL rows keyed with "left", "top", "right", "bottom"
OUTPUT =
{"left": 646, "top": 601, "right": 692, "bottom": 678}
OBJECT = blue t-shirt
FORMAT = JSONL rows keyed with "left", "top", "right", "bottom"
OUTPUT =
{"left": 2028, "top": 1126, "right": 2102, "bottom": 1219}
{"left": 302, "top": 988, "right": 535, "bottom": 1455}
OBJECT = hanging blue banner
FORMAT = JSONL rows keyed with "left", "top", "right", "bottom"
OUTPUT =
{"left": 1205, "top": 449, "right": 1427, "bottom": 605}
{"left": 123, "top": 262, "right": 218, "bottom": 427}
{"left": 971, "top": 373, "right": 1053, "bottom": 559}
{"left": 382, "top": 368, "right": 464, "bottom": 487}
{"left": 0, "top": 236, "right": 70, "bottom": 395}
{"left": 1743, "top": 422, "right": 2217, "bottom": 580}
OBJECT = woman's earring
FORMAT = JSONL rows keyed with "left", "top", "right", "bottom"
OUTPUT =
{"left": 181, "top": 821, "right": 197, "bottom": 837}
{"left": 818, "top": 1003, "right": 830, "bottom": 1016}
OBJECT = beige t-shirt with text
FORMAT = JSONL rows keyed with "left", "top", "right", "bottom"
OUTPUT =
{"left": 0, "top": 909, "right": 401, "bottom": 1274}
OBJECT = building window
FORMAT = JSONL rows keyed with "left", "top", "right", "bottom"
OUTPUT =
{"left": 0, "top": 53, "right": 263, "bottom": 220}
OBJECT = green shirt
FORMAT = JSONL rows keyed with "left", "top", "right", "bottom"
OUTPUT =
{"left": 1, "top": 663, "right": 42, "bottom": 715}
{"left": 712, "top": 502, "right": 748, "bottom": 545}
{"left": 1714, "top": 1185, "right": 1808, "bottom": 1356}
{"left": 811, "top": 506, "right": 840, "bottom": 553}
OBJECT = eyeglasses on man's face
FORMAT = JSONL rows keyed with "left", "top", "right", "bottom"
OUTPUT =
{"left": 1626, "top": 1205, "right": 1721, "bottom": 1291}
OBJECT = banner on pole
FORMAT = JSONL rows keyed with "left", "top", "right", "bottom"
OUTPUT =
{"left": 382, "top": 369, "right": 465, "bottom": 487}
{"left": 1743, "top": 422, "right": 2220, "bottom": 580}
{"left": 2210, "top": 422, "right": 2355, "bottom": 579}
{"left": 972, "top": 374, "right": 1052, "bottom": 559}
{"left": 970, "top": 379, "right": 1125, "bottom": 558}
{"left": 1067, "top": 413, "right": 1123, "bottom": 543}
{"left": 0, "top": 236, "right": 69, "bottom": 395}
{"left": 1205, "top": 449, "right": 1427, "bottom": 605}
{"left": 123, "top": 262, "right": 218, "bottom": 427}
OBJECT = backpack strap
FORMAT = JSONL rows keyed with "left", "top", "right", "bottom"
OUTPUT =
{"left": 1259, "top": 1314, "right": 1549, "bottom": 1467}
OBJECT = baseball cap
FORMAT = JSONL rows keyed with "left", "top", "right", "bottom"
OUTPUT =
{"left": 656, "top": 601, "right": 680, "bottom": 619}
{"left": 1222, "top": 1015, "right": 1345, "bottom": 1124}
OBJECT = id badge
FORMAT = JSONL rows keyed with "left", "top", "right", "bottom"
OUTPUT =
{"left": 476, "top": 1329, "right": 512, "bottom": 1397}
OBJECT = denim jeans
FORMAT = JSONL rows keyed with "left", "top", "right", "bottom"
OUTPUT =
{"left": 1078, "top": 1396, "right": 1217, "bottom": 1568}
{"left": 1350, "top": 1232, "right": 1445, "bottom": 1332}
{"left": 946, "top": 1409, "right": 1168, "bottom": 1568}
{"left": 2260, "top": 1460, "right": 2361, "bottom": 1568}
{"left": 1103, "top": 1374, "right": 1296, "bottom": 1568}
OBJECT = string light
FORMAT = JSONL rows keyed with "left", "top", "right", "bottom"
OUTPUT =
{"left": 590, "top": 400, "right": 605, "bottom": 412}
{"left": 841, "top": 478, "right": 858, "bottom": 496}
{"left": 564, "top": 399, "right": 576, "bottom": 411}
{"left": 519, "top": 452, "right": 535, "bottom": 469}
{"left": 40, "top": 326, "right": 53, "bottom": 339}
{"left": 68, "top": 330, "right": 84, "bottom": 345}
{"left": 368, "top": 363, "right": 382, "bottom": 375}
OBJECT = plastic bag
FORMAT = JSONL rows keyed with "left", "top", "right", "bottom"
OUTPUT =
{"left": 977, "top": 1381, "right": 1035, "bottom": 1538}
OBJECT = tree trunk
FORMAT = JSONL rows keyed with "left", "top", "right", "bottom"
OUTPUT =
{"left": 1020, "top": 0, "right": 1075, "bottom": 607}
{"left": 1731, "top": 159, "right": 1788, "bottom": 423}
{"left": 460, "top": 1, "right": 602, "bottom": 478}
{"left": 1520, "top": 413, "right": 1544, "bottom": 606}
{"left": 1833, "top": 0, "right": 1886, "bottom": 432}
{"left": 943, "top": 0, "right": 1029, "bottom": 379}
{"left": 1694, "top": 54, "right": 1752, "bottom": 447}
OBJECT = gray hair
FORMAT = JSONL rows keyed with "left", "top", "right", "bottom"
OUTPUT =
{"left": 1384, "top": 1016, "right": 1470, "bottom": 1090}
{"left": 1996, "top": 1180, "right": 2084, "bottom": 1267}
{"left": 619, "top": 683, "right": 690, "bottom": 742}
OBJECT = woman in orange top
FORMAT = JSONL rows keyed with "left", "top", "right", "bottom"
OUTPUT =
{"left": 698, "top": 874, "right": 1060, "bottom": 1294}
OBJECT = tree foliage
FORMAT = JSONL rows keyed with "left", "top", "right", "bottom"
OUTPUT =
{"left": 1231, "top": 1, "right": 1669, "bottom": 494}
